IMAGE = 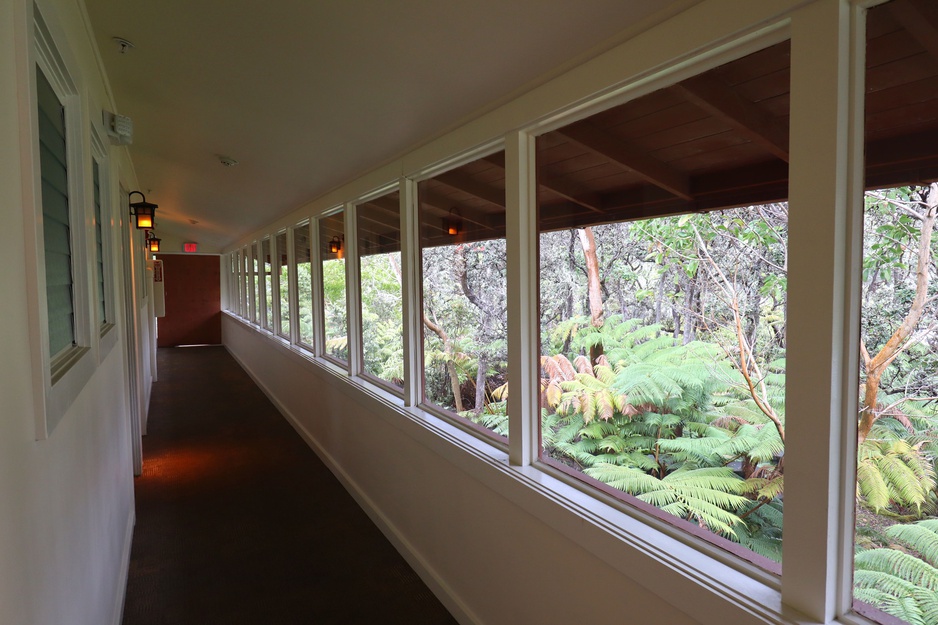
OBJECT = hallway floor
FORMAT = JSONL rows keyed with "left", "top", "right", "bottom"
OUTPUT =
{"left": 121, "top": 346, "right": 457, "bottom": 624}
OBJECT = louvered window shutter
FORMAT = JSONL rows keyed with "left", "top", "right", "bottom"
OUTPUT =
{"left": 37, "top": 67, "right": 75, "bottom": 357}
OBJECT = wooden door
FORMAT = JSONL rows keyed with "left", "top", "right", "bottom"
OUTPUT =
{"left": 156, "top": 254, "right": 221, "bottom": 347}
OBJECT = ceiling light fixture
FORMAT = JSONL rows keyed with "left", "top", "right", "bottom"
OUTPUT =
{"left": 129, "top": 191, "right": 157, "bottom": 229}
{"left": 443, "top": 208, "right": 462, "bottom": 236}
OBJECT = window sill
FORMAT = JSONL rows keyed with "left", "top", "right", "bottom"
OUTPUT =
{"left": 42, "top": 344, "right": 94, "bottom": 438}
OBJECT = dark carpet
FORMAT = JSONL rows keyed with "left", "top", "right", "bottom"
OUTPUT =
{"left": 121, "top": 345, "right": 457, "bottom": 625}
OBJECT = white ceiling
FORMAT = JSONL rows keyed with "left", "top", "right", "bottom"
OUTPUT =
{"left": 84, "top": 0, "right": 689, "bottom": 250}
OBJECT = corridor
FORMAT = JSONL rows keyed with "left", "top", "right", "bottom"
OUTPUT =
{"left": 121, "top": 346, "right": 456, "bottom": 624}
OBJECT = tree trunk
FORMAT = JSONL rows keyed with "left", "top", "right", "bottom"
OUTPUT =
{"left": 858, "top": 184, "right": 937, "bottom": 443}
{"left": 578, "top": 227, "right": 605, "bottom": 363}
{"left": 423, "top": 312, "right": 465, "bottom": 413}
{"left": 474, "top": 353, "right": 487, "bottom": 412}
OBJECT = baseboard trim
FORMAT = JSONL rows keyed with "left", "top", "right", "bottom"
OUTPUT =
{"left": 226, "top": 345, "right": 480, "bottom": 625}
{"left": 111, "top": 508, "right": 135, "bottom": 625}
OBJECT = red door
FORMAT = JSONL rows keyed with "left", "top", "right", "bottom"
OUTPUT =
{"left": 156, "top": 254, "right": 221, "bottom": 347}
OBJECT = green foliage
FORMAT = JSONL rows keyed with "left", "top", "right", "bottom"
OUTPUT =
{"left": 857, "top": 419, "right": 937, "bottom": 518}
{"left": 855, "top": 519, "right": 938, "bottom": 625}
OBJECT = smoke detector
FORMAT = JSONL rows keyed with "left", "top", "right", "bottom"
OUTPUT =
{"left": 218, "top": 155, "right": 239, "bottom": 167}
{"left": 112, "top": 37, "right": 135, "bottom": 54}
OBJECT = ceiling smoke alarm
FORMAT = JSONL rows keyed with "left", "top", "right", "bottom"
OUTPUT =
{"left": 218, "top": 156, "right": 239, "bottom": 167}
{"left": 112, "top": 37, "right": 135, "bottom": 54}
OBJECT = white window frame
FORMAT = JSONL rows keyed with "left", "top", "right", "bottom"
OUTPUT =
{"left": 90, "top": 121, "right": 117, "bottom": 362}
{"left": 350, "top": 186, "right": 406, "bottom": 397}
{"left": 22, "top": 1, "right": 96, "bottom": 438}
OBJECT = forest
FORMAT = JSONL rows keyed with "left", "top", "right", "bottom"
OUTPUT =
{"left": 284, "top": 183, "right": 938, "bottom": 624}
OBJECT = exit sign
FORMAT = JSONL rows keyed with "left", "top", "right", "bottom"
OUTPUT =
{"left": 183, "top": 242, "right": 198, "bottom": 253}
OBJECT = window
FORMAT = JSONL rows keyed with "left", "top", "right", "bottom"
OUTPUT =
{"left": 242, "top": 245, "right": 251, "bottom": 321}
{"left": 251, "top": 242, "right": 259, "bottom": 324}
{"left": 536, "top": 39, "right": 791, "bottom": 568}
{"left": 356, "top": 191, "right": 403, "bottom": 389}
{"left": 92, "top": 160, "right": 106, "bottom": 328}
{"left": 276, "top": 230, "right": 290, "bottom": 339}
{"left": 418, "top": 151, "right": 508, "bottom": 439}
{"left": 261, "top": 237, "right": 272, "bottom": 331}
{"left": 321, "top": 210, "right": 348, "bottom": 363}
{"left": 852, "top": 2, "right": 938, "bottom": 623}
{"left": 294, "top": 222, "right": 314, "bottom": 348}
{"left": 37, "top": 65, "right": 75, "bottom": 360}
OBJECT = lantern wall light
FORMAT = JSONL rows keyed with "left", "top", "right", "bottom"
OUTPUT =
{"left": 329, "top": 236, "right": 342, "bottom": 254}
{"left": 146, "top": 233, "right": 161, "bottom": 253}
{"left": 129, "top": 191, "right": 157, "bottom": 229}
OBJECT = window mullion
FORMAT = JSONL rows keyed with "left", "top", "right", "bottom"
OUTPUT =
{"left": 505, "top": 130, "right": 538, "bottom": 466}
{"left": 345, "top": 201, "right": 362, "bottom": 377}
{"left": 287, "top": 226, "right": 298, "bottom": 345}
{"left": 783, "top": 1, "right": 861, "bottom": 620}
{"left": 310, "top": 219, "right": 325, "bottom": 355}
{"left": 399, "top": 178, "right": 421, "bottom": 407}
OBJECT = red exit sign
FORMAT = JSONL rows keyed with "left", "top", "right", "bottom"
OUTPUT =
{"left": 183, "top": 242, "right": 198, "bottom": 253}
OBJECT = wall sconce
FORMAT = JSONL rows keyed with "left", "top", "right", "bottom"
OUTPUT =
{"left": 146, "top": 233, "right": 161, "bottom": 253}
{"left": 129, "top": 191, "right": 157, "bottom": 229}
{"left": 443, "top": 208, "right": 462, "bottom": 236}
{"left": 329, "top": 236, "right": 342, "bottom": 254}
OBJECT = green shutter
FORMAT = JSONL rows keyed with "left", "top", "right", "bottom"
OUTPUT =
{"left": 37, "top": 67, "right": 74, "bottom": 357}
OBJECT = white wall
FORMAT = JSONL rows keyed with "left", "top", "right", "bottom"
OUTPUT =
{"left": 1, "top": 0, "right": 139, "bottom": 623}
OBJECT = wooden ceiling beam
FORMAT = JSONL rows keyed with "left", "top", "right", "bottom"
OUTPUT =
{"left": 433, "top": 170, "right": 505, "bottom": 208}
{"left": 888, "top": 0, "right": 938, "bottom": 65}
{"left": 554, "top": 122, "right": 693, "bottom": 200}
{"left": 482, "top": 151, "right": 604, "bottom": 213}
{"left": 671, "top": 76, "right": 790, "bottom": 162}
{"left": 418, "top": 189, "right": 500, "bottom": 232}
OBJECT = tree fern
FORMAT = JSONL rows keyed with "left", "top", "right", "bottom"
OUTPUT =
{"left": 583, "top": 464, "right": 749, "bottom": 537}
{"left": 855, "top": 518, "right": 938, "bottom": 623}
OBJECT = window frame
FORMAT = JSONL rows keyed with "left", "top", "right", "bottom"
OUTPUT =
{"left": 23, "top": 1, "right": 97, "bottom": 438}
{"left": 409, "top": 144, "right": 511, "bottom": 446}
{"left": 89, "top": 120, "right": 118, "bottom": 362}
{"left": 318, "top": 206, "right": 349, "bottom": 368}
{"left": 351, "top": 187, "right": 406, "bottom": 397}
{"left": 291, "top": 220, "right": 316, "bottom": 351}
{"left": 274, "top": 228, "right": 290, "bottom": 340}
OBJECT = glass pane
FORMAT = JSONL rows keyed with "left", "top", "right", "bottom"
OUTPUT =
{"left": 418, "top": 151, "right": 508, "bottom": 439}
{"left": 261, "top": 237, "right": 272, "bottom": 330}
{"left": 251, "top": 243, "right": 260, "bottom": 324}
{"left": 537, "top": 40, "right": 791, "bottom": 568}
{"left": 242, "top": 247, "right": 249, "bottom": 319}
{"left": 294, "top": 223, "right": 314, "bottom": 347}
{"left": 93, "top": 159, "right": 106, "bottom": 326}
{"left": 853, "top": 3, "right": 938, "bottom": 623}
{"left": 321, "top": 211, "right": 347, "bottom": 362}
{"left": 276, "top": 231, "right": 290, "bottom": 338}
{"left": 357, "top": 191, "right": 403, "bottom": 388}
